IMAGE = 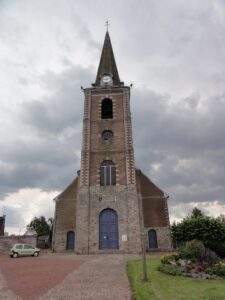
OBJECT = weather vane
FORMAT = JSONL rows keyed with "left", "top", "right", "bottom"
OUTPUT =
{"left": 105, "top": 19, "right": 110, "bottom": 31}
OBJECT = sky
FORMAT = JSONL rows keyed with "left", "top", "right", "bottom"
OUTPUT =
{"left": 1, "top": 0, "right": 225, "bottom": 234}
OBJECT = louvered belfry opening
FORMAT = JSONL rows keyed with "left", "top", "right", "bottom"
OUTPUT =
{"left": 100, "top": 160, "right": 116, "bottom": 186}
{"left": 101, "top": 98, "right": 113, "bottom": 119}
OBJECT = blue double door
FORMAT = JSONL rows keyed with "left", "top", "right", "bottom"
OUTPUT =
{"left": 99, "top": 209, "right": 119, "bottom": 250}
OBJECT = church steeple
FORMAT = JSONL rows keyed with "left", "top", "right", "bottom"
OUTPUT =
{"left": 95, "top": 31, "right": 121, "bottom": 86}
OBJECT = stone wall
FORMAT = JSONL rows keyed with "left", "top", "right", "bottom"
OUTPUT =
{"left": 77, "top": 185, "right": 142, "bottom": 254}
{"left": 0, "top": 235, "right": 37, "bottom": 253}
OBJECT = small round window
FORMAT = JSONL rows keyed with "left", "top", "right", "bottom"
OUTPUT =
{"left": 102, "top": 130, "right": 113, "bottom": 141}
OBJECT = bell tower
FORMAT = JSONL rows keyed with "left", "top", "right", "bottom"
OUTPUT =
{"left": 75, "top": 31, "right": 142, "bottom": 254}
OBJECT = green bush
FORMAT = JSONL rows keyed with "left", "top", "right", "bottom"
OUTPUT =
{"left": 161, "top": 254, "right": 180, "bottom": 265}
{"left": 206, "top": 262, "right": 225, "bottom": 276}
{"left": 171, "top": 210, "right": 225, "bottom": 258}
{"left": 158, "top": 263, "right": 182, "bottom": 276}
{"left": 179, "top": 240, "right": 205, "bottom": 262}
{"left": 202, "top": 248, "right": 220, "bottom": 265}
{"left": 212, "top": 242, "right": 225, "bottom": 259}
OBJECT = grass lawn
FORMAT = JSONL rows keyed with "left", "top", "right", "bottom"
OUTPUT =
{"left": 127, "top": 255, "right": 225, "bottom": 300}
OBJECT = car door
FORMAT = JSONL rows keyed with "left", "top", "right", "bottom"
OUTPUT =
{"left": 15, "top": 244, "right": 23, "bottom": 255}
{"left": 22, "top": 244, "right": 32, "bottom": 256}
{"left": 19, "top": 244, "right": 26, "bottom": 256}
{"left": 27, "top": 245, "right": 35, "bottom": 255}
{"left": 27, "top": 244, "right": 35, "bottom": 255}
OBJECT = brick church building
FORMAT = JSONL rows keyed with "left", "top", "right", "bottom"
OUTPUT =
{"left": 52, "top": 31, "right": 171, "bottom": 254}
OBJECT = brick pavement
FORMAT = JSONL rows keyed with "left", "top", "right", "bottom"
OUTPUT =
{"left": 0, "top": 254, "right": 133, "bottom": 300}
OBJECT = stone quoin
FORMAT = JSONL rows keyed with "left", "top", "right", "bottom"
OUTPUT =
{"left": 52, "top": 30, "right": 172, "bottom": 254}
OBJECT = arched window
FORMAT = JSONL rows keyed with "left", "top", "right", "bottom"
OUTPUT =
{"left": 148, "top": 229, "right": 158, "bottom": 249}
{"left": 100, "top": 160, "right": 116, "bottom": 186}
{"left": 66, "top": 231, "right": 75, "bottom": 250}
{"left": 101, "top": 98, "right": 113, "bottom": 119}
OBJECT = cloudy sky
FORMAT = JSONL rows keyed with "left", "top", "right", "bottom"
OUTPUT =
{"left": 1, "top": 0, "right": 225, "bottom": 234}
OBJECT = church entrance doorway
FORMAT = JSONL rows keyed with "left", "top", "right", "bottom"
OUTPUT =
{"left": 66, "top": 231, "right": 75, "bottom": 250}
{"left": 99, "top": 209, "right": 119, "bottom": 250}
{"left": 148, "top": 229, "right": 158, "bottom": 249}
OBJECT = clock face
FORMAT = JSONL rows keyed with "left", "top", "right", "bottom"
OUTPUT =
{"left": 102, "top": 75, "right": 112, "bottom": 84}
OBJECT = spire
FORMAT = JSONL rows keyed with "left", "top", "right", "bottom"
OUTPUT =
{"left": 95, "top": 31, "right": 121, "bottom": 86}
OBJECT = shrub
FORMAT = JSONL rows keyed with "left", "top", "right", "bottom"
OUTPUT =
{"left": 202, "top": 248, "right": 220, "bottom": 265}
{"left": 171, "top": 211, "right": 225, "bottom": 258}
{"left": 160, "top": 254, "right": 180, "bottom": 265}
{"left": 158, "top": 263, "right": 182, "bottom": 276}
{"left": 179, "top": 240, "right": 205, "bottom": 262}
{"left": 206, "top": 262, "right": 225, "bottom": 276}
{"left": 212, "top": 242, "right": 225, "bottom": 259}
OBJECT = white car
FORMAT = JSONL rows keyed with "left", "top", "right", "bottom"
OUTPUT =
{"left": 10, "top": 244, "right": 40, "bottom": 258}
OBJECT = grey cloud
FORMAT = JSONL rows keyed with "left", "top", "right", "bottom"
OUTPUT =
{"left": 133, "top": 89, "right": 225, "bottom": 206}
{"left": 0, "top": 139, "right": 80, "bottom": 198}
{"left": 22, "top": 66, "right": 92, "bottom": 135}
{"left": 0, "top": 64, "right": 94, "bottom": 199}
{"left": 4, "top": 206, "right": 25, "bottom": 229}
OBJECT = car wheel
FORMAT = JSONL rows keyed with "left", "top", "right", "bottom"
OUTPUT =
{"left": 13, "top": 252, "right": 18, "bottom": 258}
{"left": 33, "top": 252, "right": 39, "bottom": 257}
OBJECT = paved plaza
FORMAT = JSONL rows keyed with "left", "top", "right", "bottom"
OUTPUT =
{"left": 0, "top": 253, "right": 133, "bottom": 300}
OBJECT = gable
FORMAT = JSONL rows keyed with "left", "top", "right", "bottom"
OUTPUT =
{"left": 136, "top": 169, "right": 169, "bottom": 227}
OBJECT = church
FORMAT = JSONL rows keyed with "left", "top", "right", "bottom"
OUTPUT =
{"left": 52, "top": 30, "right": 172, "bottom": 254}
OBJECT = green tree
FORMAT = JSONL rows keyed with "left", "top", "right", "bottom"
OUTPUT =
{"left": 191, "top": 207, "right": 204, "bottom": 218}
{"left": 171, "top": 209, "right": 225, "bottom": 257}
{"left": 27, "top": 216, "right": 51, "bottom": 236}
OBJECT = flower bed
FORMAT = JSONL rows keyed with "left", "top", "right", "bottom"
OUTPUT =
{"left": 158, "top": 240, "right": 224, "bottom": 279}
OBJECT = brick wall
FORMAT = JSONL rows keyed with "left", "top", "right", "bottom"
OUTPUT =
{"left": 0, "top": 216, "right": 5, "bottom": 236}
{"left": 0, "top": 235, "right": 37, "bottom": 253}
{"left": 52, "top": 177, "right": 78, "bottom": 252}
{"left": 144, "top": 227, "right": 172, "bottom": 251}
{"left": 136, "top": 170, "right": 170, "bottom": 227}
{"left": 89, "top": 91, "right": 127, "bottom": 186}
